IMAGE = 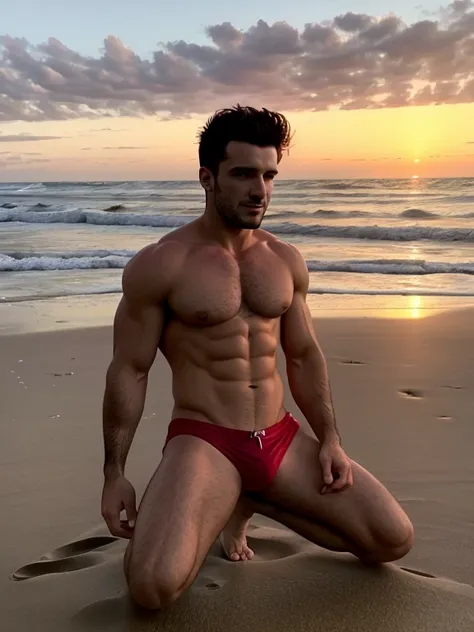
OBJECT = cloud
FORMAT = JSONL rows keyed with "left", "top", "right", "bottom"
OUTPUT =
{"left": 0, "top": 1, "right": 473, "bottom": 122}
{"left": 428, "top": 153, "right": 466, "bottom": 157}
{"left": 0, "top": 153, "right": 51, "bottom": 167}
{"left": 102, "top": 146, "right": 149, "bottom": 150}
{"left": 0, "top": 133, "right": 62, "bottom": 141}
{"left": 88, "top": 127, "right": 128, "bottom": 132}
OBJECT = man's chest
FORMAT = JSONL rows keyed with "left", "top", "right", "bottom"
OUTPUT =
{"left": 168, "top": 249, "right": 294, "bottom": 326}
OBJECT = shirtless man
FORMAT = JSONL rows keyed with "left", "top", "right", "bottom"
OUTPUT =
{"left": 101, "top": 105, "right": 414, "bottom": 610}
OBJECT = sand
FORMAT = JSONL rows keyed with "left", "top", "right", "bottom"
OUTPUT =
{"left": 2, "top": 309, "right": 474, "bottom": 630}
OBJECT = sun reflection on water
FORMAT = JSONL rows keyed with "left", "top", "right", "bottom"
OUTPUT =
{"left": 409, "top": 295, "right": 422, "bottom": 319}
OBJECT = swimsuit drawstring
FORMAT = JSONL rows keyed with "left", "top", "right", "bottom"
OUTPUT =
{"left": 250, "top": 429, "right": 266, "bottom": 449}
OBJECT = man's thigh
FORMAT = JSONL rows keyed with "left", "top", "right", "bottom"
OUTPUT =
{"left": 257, "top": 427, "right": 413, "bottom": 554}
{"left": 125, "top": 435, "right": 241, "bottom": 602}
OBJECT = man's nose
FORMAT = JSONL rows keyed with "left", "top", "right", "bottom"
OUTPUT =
{"left": 249, "top": 177, "right": 266, "bottom": 202}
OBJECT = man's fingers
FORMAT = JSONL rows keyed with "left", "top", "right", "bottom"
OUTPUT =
{"left": 331, "top": 463, "right": 354, "bottom": 492}
{"left": 109, "top": 518, "right": 133, "bottom": 539}
{"left": 104, "top": 515, "right": 124, "bottom": 537}
{"left": 120, "top": 519, "right": 135, "bottom": 537}
{"left": 103, "top": 507, "right": 132, "bottom": 539}
{"left": 101, "top": 481, "right": 137, "bottom": 539}
{"left": 320, "top": 456, "right": 334, "bottom": 485}
{"left": 124, "top": 498, "right": 137, "bottom": 528}
{"left": 114, "top": 526, "right": 133, "bottom": 539}
{"left": 331, "top": 473, "right": 347, "bottom": 490}
{"left": 320, "top": 455, "right": 353, "bottom": 495}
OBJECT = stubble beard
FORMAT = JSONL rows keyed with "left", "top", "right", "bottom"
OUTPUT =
{"left": 214, "top": 189, "right": 265, "bottom": 230}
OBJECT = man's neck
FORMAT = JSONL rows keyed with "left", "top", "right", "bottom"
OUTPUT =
{"left": 198, "top": 211, "right": 255, "bottom": 254}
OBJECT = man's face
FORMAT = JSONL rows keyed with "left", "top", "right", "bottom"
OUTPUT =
{"left": 201, "top": 141, "right": 279, "bottom": 230}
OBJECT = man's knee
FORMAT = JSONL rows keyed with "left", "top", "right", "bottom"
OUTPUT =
{"left": 366, "top": 517, "right": 415, "bottom": 563}
{"left": 126, "top": 548, "right": 193, "bottom": 611}
{"left": 127, "top": 565, "right": 188, "bottom": 610}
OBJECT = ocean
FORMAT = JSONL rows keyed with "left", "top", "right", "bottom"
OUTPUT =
{"left": 1, "top": 177, "right": 474, "bottom": 332}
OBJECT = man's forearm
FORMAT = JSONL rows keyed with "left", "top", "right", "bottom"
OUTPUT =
{"left": 286, "top": 348, "right": 340, "bottom": 444}
{"left": 102, "top": 361, "right": 147, "bottom": 478}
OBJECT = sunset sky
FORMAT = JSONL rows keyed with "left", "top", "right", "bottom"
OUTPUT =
{"left": 1, "top": 0, "right": 473, "bottom": 181}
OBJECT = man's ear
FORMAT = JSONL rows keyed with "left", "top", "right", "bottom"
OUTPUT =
{"left": 199, "top": 167, "right": 214, "bottom": 192}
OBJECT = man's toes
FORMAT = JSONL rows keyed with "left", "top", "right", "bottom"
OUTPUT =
{"left": 230, "top": 552, "right": 240, "bottom": 561}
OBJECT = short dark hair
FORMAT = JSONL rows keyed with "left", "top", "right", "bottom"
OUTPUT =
{"left": 198, "top": 104, "right": 293, "bottom": 176}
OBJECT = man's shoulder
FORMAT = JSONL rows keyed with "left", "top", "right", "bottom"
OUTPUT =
{"left": 126, "top": 240, "right": 185, "bottom": 272}
{"left": 128, "top": 226, "right": 192, "bottom": 268}
{"left": 259, "top": 230, "right": 306, "bottom": 266}
{"left": 122, "top": 232, "right": 189, "bottom": 302}
{"left": 258, "top": 230, "right": 308, "bottom": 291}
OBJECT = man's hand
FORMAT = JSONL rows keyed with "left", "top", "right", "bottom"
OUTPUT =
{"left": 101, "top": 475, "right": 138, "bottom": 538}
{"left": 319, "top": 439, "right": 353, "bottom": 494}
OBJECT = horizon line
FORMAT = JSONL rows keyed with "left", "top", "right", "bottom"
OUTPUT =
{"left": 1, "top": 175, "right": 473, "bottom": 184}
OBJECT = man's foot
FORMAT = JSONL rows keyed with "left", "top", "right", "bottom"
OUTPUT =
{"left": 220, "top": 498, "right": 255, "bottom": 562}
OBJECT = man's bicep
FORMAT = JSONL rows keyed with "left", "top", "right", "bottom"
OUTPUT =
{"left": 111, "top": 242, "right": 177, "bottom": 373}
{"left": 280, "top": 291, "right": 318, "bottom": 360}
{"left": 112, "top": 294, "right": 164, "bottom": 374}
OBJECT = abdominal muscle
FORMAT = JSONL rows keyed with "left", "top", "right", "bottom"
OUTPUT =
{"left": 161, "top": 315, "right": 286, "bottom": 431}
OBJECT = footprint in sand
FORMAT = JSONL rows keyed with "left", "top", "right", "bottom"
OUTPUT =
{"left": 205, "top": 582, "right": 221, "bottom": 590}
{"left": 38, "top": 536, "right": 119, "bottom": 561}
{"left": 340, "top": 360, "right": 366, "bottom": 365}
{"left": 11, "top": 535, "right": 118, "bottom": 581}
{"left": 400, "top": 567, "right": 436, "bottom": 578}
{"left": 245, "top": 533, "right": 303, "bottom": 561}
{"left": 194, "top": 576, "right": 227, "bottom": 591}
{"left": 399, "top": 388, "right": 424, "bottom": 399}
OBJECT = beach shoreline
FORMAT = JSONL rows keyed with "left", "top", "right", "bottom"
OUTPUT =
{"left": 3, "top": 291, "right": 474, "bottom": 336}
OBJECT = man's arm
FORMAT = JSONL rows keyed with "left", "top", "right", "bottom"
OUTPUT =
{"left": 102, "top": 242, "right": 177, "bottom": 479}
{"left": 280, "top": 245, "right": 340, "bottom": 446}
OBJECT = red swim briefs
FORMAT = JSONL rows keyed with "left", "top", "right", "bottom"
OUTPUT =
{"left": 163, "top": 411, "right": 300, "bottom": 492}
